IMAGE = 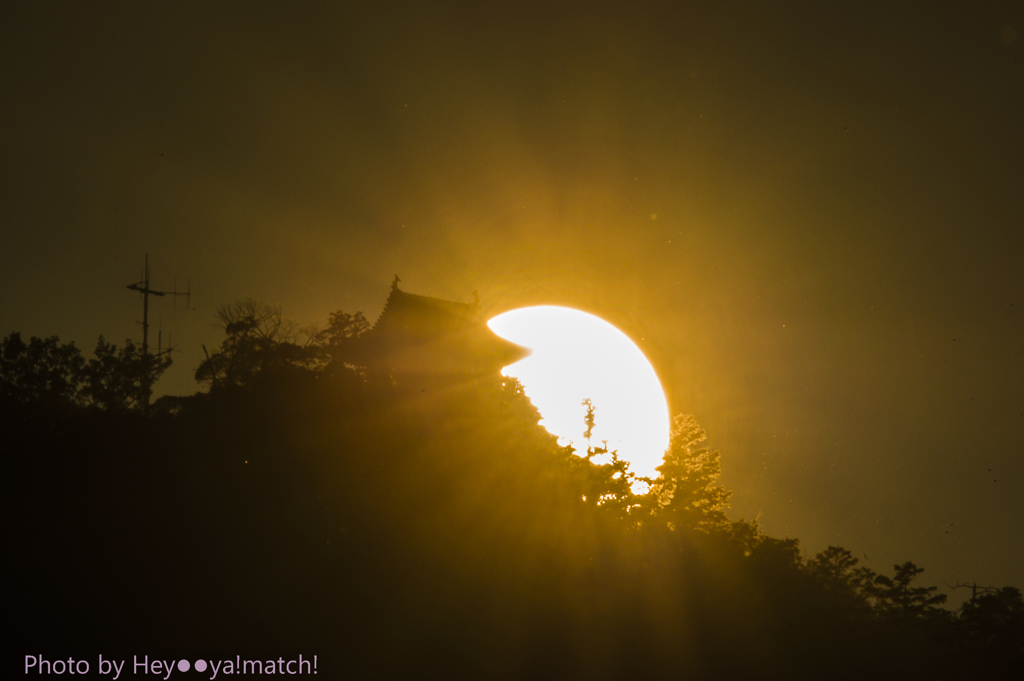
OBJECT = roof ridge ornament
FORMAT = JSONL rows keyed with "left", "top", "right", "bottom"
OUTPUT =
{"left": 392, "top": 274, "right": 402, "bottom": 291}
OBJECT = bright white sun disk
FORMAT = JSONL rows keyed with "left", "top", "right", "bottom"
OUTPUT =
{"left": 487, "top": 306, "right": 670, "bottom": 482}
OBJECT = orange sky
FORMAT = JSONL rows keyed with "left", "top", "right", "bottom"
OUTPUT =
{"left": 1, "top": 0, "right": 1021, "bottom": 601}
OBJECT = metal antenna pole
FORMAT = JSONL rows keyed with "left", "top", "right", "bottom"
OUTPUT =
{"left": 142, "top": 254, "right": 150, "bottom": 358}
{"left": 126, "top": 254, "right": 191, "bottom": 412}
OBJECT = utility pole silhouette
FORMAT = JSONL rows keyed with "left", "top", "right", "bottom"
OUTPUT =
{"left": 126, "top": 254, "right": 191, "bottom": 411}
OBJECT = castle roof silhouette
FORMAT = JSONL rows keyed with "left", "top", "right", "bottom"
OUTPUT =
{"left": 350, "top": 277, "right": 527, "bottom": 376}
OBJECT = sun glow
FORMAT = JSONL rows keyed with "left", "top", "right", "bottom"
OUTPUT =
{"left": 487, "top": 306, "right": 671, "bottom": 481}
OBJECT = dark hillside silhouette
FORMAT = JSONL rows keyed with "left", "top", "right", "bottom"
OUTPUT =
{"left": 4, "top": 292, "right": 1022, "bottom": 680}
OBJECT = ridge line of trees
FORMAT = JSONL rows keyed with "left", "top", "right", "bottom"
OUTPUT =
{"left": 5, "top": 298, "right": 1022, "bottom": 675}
{"left": 0, "top": 332, "right": 170, "bottom": 411}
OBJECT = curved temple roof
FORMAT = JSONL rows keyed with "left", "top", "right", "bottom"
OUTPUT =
{"left": 350, "top": 280, "right": 527, "bottom": 376}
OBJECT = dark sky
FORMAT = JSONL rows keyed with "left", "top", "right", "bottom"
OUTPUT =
{"left": 2, "top": 1, "right": 1021, "bottom": 601}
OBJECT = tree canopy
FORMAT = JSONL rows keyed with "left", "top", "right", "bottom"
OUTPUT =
{"left": 5, "top": 299, "right": 1022, "bottom": 680}
{"left": 1, "top": 332, "right": 170, "bottom": 411}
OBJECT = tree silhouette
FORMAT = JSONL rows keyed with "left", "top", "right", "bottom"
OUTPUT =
{"left": 9, "top": 293, "right": 1024, "bottom": 681}
{"left": 81, "top": 336, "right": 171, "bottom": 411}
{"left": 582, "top": 397, "right": 597, "bottom": 446}
{"left": 644, "top": 413, "right": 731, "bottom": 531}
{"left": 551, "top": 400, "right": 642, "bottom": 521}
{"left": 195, "top": 299, "right": 313, "bottom": 388}
{"left": 313, "top": 310, "right": 370, "bottom": 367}
{"left": 958, "top": 586, "right": 1024, "bottom": 660}
{"left": 808, "top": 545, "right": 877, "bottom": 608}
{"left": 0, "top": 333, "right": 85, "bottom": 407}
{"left": 872, "top": 561, "right": 948, "bottom": 621}
{"left": 1, "top": 332, "right": 169, "bottom": 411}
{"left": 196, "top": 301, "right": 371, "bottom": 388}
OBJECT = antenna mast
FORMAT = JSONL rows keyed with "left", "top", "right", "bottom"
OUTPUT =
{"left": 126, "top": 254, "right": 192, "bottom": 411}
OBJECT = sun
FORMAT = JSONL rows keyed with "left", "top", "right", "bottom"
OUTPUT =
{"left": 487, "top": 306, "right": 670, "bottom": 482}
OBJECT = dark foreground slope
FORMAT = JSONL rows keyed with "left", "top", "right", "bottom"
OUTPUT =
{"left": 6, "top": 370, "right": 1021, "bottom": 680}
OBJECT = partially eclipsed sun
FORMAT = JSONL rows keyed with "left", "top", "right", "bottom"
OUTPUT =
{"left": 487, "top": 306, "right": 670, "bottom": 482}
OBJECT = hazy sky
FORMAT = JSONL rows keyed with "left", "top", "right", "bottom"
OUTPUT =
{"left": 2, "top": 1, "right": 1021, "bottom": 601}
